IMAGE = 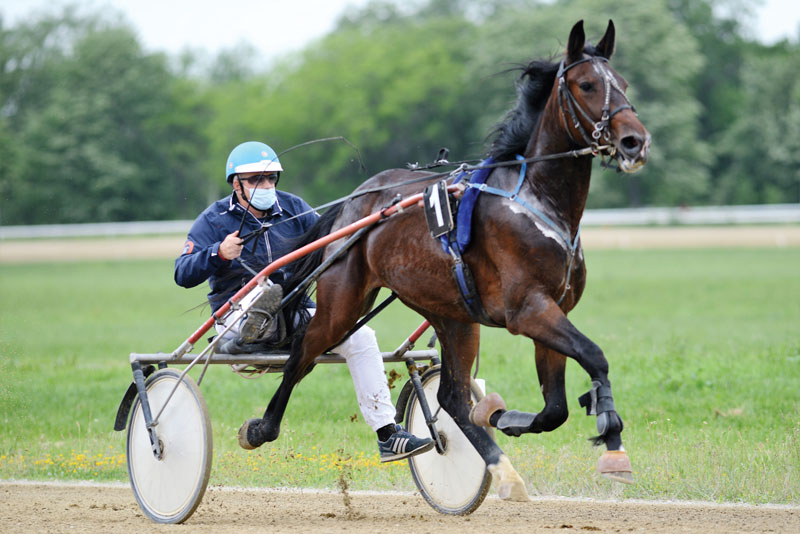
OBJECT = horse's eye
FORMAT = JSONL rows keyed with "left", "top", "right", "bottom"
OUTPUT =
{"left": 579, "top": 82, "right": 594, "bottom": 92}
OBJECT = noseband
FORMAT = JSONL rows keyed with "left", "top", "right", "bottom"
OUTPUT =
{"left": 557, "top": 56, "right": 636, "bottom": 151}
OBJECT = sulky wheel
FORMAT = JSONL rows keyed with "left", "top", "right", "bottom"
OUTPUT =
{"left": 127, "top": 368, "right": 212, "bottom": 524}
{"left": 405, "top": 366, "right": 492, "bottom": 515}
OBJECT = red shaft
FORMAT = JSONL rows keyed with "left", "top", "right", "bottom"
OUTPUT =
{"left": 408, "top": 320, "right": 431, "bottom": 344}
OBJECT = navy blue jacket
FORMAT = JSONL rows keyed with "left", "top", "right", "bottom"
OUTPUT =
{"left": 175, "top": 191, "right": 319, "bottom": 312}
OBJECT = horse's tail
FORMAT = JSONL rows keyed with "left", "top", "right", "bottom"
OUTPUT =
{"left": 279, "top": 203, "right": 344, "bottom": 327}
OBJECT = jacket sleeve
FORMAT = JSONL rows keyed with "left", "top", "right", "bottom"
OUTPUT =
{"left": 174, "top": 214, "right": 229, "bottom": 288}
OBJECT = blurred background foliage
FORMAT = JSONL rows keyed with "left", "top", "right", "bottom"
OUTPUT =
{"left": 1, "top": 0, "right": 798, "bottom": 224}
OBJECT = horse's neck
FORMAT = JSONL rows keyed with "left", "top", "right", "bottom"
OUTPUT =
{"left": 524, "top": 105, "right": 593, "bottom": 235}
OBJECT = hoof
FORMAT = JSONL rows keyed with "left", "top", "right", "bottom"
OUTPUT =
{"left": 598, "top": 450, "right": 634, "bottom": 485}
{"left": 238, "top": 418, "right": 262, "bottom": 450}
{"left": 470, "top": 392, "right": 506, "bottom": 427}
{"left": 488, "top": 455, "right": 530, "bottom": 502}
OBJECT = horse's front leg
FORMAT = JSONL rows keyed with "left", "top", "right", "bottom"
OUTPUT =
{"left": 531, "top": 343, "right": 570, "bottom": 432}
{"left": 431, "top": 318, "right": 530, "bottom": 501}
{"left": 509, "top": 295, "right": 632, "bottom": 483}
{"left": 471, "top": 342, "right": 570, "bottom": 437}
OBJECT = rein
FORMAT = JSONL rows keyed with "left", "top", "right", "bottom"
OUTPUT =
{"left": 239, "top": 144, "right": 610, "bottom": 246}
{"left": 239, "top": 54, "right": 636, "bottom": 246}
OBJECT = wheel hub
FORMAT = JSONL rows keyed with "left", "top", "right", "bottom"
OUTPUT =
{"left": 436, "top": 431, "right": 448, "bottom": 454}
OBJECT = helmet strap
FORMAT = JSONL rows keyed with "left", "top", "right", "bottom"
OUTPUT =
{"left": 235, "top": 175, "right": 254, "bottom": 235}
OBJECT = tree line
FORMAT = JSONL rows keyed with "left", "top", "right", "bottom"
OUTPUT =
{"left": 1, "top": 0, "right": 798, "bottom": 225}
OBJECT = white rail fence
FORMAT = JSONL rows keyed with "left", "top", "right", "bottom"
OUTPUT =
{"left": 1, "top": 204, "right": 799, "bottom": 240}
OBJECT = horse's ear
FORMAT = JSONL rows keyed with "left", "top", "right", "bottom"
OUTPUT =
{"left": 567, "top": 20, "right": 586, "bottom": 64}
{"left": 596, "top": 19, "right": 616, "bottom": 60}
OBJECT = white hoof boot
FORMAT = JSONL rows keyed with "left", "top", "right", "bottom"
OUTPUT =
{"left": 488, "top": 454, "right": 530, "bottom": 502}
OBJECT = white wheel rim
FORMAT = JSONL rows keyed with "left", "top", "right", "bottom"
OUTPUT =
{"left": 128, "top": 373, "right": 210, "bottom": 520}
{"left": 407, "top": 373, "right": 487, "bottom": 511}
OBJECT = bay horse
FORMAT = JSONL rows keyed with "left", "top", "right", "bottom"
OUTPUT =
{"left": 239, "top": 20, "right": 650, "bottom": 499}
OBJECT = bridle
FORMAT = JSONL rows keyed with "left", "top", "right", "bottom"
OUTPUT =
{"left": 557, "top": 56, "right": 636, "bottom": 152}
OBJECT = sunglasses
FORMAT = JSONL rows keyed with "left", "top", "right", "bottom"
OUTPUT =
{"left": 238, "top": 173, "right": 278, "bottom": 187}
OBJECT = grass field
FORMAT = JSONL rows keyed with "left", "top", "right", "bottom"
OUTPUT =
{"left": 0, "top": 247, "right": 798, "bottom": 503}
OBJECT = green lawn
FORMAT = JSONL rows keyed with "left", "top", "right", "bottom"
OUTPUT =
{"left": 0, "top": 247, "right": 798, "bottom": 503}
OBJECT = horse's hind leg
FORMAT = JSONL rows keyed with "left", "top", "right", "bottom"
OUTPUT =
{"left": 431, "top": 318, "right": 529, "bottom": 501}
{"left": 239, "top": 304, "right": 365, "bottom": 448}
{"left": 239, "top": 268, "right": 381, "bottom": 449}
{"left": 237, "top": 321, "right": 325, "bottom": 449}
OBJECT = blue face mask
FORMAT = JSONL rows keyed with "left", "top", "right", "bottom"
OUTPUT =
{"left": 246, "top": 187, "right": 277, "bottom": 211}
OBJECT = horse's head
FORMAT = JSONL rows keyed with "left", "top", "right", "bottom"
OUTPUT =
{"left": 557, "top": 20, "right": 650, "bottom": 173}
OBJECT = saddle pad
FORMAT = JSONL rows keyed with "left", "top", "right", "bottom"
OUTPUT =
{"left": 441, "top": 157, "right": 494, "bottom": 254}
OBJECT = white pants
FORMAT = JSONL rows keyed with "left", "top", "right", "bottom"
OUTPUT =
{"left": 216, "top": 286, "right": 396, "bottom": 431}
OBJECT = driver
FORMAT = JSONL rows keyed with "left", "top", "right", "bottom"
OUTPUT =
{"left": 174, "top": 141, "right": 433, "bottom": 462}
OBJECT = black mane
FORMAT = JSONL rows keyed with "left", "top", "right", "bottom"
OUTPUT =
{"left": 488, "top": 45, "right": 603, "bottom": 161}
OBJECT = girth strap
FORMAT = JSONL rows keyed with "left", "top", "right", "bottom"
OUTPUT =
{"left": 450, "top": 248, "right": 502, "bottom": 327}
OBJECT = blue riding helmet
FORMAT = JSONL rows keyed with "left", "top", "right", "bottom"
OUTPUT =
{"left": 225, "top": 141, "right": 283, "bottom": 183}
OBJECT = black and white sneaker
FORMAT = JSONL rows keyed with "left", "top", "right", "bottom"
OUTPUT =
{"left": 377, "top": 424, "right": 435, "bottom": 463}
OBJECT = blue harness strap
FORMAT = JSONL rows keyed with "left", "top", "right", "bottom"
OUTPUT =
{"left": 439, "top": 157, "right": 494, "bottom": 255}
{"left": 437, "top": 158, "right": 500, "bottom": 326}
{"left": 440, "top": 156, "right": 581, "bottom": 312}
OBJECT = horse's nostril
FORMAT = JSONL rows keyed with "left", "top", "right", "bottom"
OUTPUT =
{"left": 621, "top": 136, "right": 640, "bottom": 153}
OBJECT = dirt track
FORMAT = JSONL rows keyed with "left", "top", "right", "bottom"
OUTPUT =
{"left": 2, "top": 482, "right": 798, "bottom": 534}
{"left": 1, "top": 226, "right": 799, "bottom": 263}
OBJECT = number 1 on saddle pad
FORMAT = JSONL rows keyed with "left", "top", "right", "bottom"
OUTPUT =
{"left": 423, "top": 180, "right": 454, "bottom": 238}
